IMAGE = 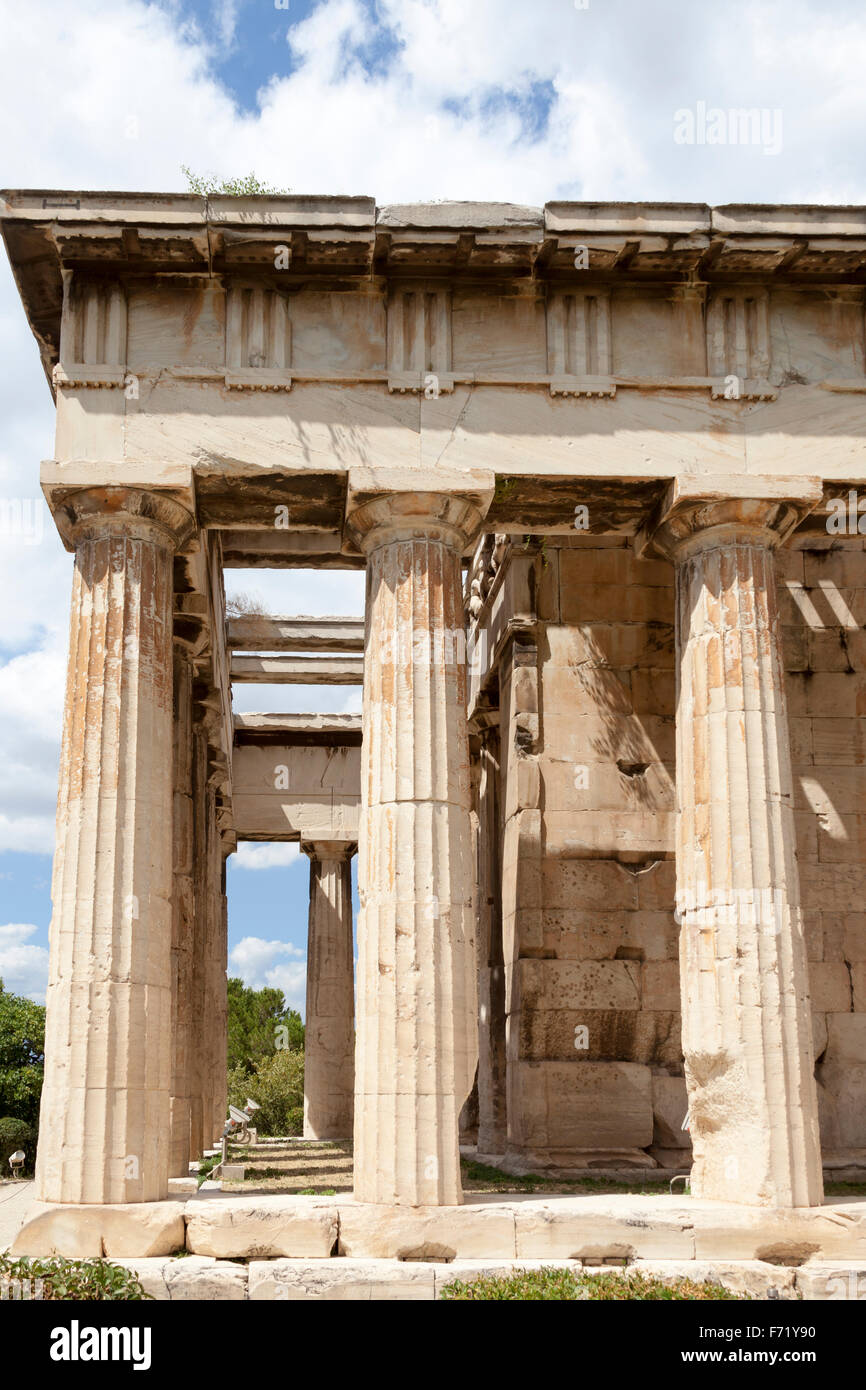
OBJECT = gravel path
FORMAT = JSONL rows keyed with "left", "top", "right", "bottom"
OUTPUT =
{"left": 0, "top": 1180, "right": 36, "bottom": 1252}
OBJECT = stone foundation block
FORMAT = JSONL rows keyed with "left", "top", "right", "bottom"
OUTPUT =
{"left": 184, "top": 1196, "right": 339, "bottom": 1258}
{"left": 249, "top": 1258, "right": 436, "bottom": 1300}
{"left": 514, "top": 1196, "right": 695, "bottom": 1260}
{"left": 11, "top": 1201, "right": 185, "bottom": 1259}
{"left": 337, "top": 1202, "right": 516, "bottom": 1259}
{"left": 690, "top": 1201, "right": 866, "bottom": 1262}
{"left": 114, "top": 1255, "right": 248, "bottom": 1300}
{"left": 795, "top": 1262, "right": 866, "bottom": 1300}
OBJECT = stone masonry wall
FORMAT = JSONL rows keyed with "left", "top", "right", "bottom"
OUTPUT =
{"left": 495, "top": 533, "right": 866, "bottom": 1170}
{"left": 503, "top": 537, "right": 685, "bottom": 1169}
{"left": 781, "top": 536, "right": 866, "bottom": 1162}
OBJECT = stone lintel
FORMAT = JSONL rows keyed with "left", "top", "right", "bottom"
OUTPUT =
{"left": 233, "top": 712, "right": 362, "bottom": 746}
{"left": 226, "top": 615, "right": 365, "bottom": 652}
{"left": 230, "top": 654, "right": 363, "bottom": 685}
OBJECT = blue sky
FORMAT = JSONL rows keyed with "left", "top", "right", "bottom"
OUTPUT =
{"left": 3, "top": 0, "right": 866, "bottom": 1009}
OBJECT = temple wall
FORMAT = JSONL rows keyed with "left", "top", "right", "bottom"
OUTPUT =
{"left": 480, "top": 535, "right": 866, "bottom": 1170}
{"left": 782, "top": 537, "right": 866, "bottom": 1161}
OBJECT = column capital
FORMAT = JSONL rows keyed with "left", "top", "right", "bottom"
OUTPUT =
{"left": 636, "top": 474, "right": 822, "bottom": 563}
{"left": 345, "top": 466, "right": 495, "bottom": 554}
{"left": 52, "top": 486, "right": 195, "bottom": 552}
{"left": 301, "top": 838, "right": 357, "bottom": 862}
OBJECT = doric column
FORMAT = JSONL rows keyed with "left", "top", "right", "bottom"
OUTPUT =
{"left": 347, "top": 467, "right": 494, "bottom": 1205}
{"left": 301, "top": 839, "right": 356, "bottom": 1140}
{"left": 643, "top": 479, "right": 824, "bottom": 1206}
{"left": 187, "top": 719, "right": 208, "bottom": 1161}
{"left": 211, "top": 861, "right": 228, "bottom": 1143}
{"left": 474, "top": 723, "right": 508, "bottom": 1158}
{"left": 36, "top": 487, "right": 193, "bottom": 1204}
{"left": 169, "top": 643, "right": 195, "bottom": 1177}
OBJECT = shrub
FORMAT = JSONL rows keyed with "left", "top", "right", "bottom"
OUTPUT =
{"left": 227, "top": 1048, "right": 304, "bottom": 1137}
{"left": 286, "top": 1105, "right": 304, "bottom": 1136}
{"left": 439, "top": 1268, "right": 739, "bottom": 1301}
{"left": 0, "top": 1254, "right": 151, "bottom": 1301}
{"left": 0, "top": 1117, "right": 35, "bottom": 1175}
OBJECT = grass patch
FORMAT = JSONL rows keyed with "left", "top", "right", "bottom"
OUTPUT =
{"left": 825, "top": 1181, "right": 866, "bottom": 1196}
{"left": 460, "top": 1159, "right": 677, "bottom": 1196}
{"left": 439, "top": 1267, "right": 739, "bottom": 1301}
{"left": 462, "top": 1160, "right": 544, "bottom": 1192}
{"left": 197, "top": 1154, "right": 221, "bottom": 1188}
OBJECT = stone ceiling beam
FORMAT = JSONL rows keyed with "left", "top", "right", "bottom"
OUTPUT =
{"left": 226, "top": 616, "right": 365, "bottom": 651}
{"left": 230, "top": 654, "right": 363, "bottom": 684}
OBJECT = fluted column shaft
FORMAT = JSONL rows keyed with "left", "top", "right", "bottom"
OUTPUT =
{"left": 37, "top": 488, "right": 192, "bottom": 1204}
{"left": 475, "top": 727, "right": 507, "bottom": 1156}
{"left": 302, "top": 840, "right": 356, "bottom": 1139}
{"left": 187, "top": 721, "right": 208, "bottom": 1161}
{"left": 656, "top": 495, "right": 823, "bottom": 1206}
{"left": 169, "top": 643, "right": 195, "bottom": 1177}
{"left": 348, "top": 476, "right": 493, "bottom": 1205}
{"left": 212, "top": 864, "right": 228, "bottom": 1142}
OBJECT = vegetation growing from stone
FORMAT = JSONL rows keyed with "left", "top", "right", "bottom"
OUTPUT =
{"left": 197, "top": 1154, "right": 221, "bottom": 1188}
{"left": 227, "top": 1047, "right": 304, "bottom": 1136}
{"left": 181, "top": 167, "right": 291, "bottom": 197}
{"left": 0, "top": 981, "right": 44, "bottom": 1131}
{"left": 225, "top": 591, "right": 269, "bottom": 617}
{"left": 0, "top": 1254, "right": 152, "bottom": 1300}
{"left": 0, "top": 1116, "right": 35, "bottom": 1175}
{"left": 439, "top": 1268, "right": 739, "bottom": 1301}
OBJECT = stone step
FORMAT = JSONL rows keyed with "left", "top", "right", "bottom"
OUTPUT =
{"left": 112, "top": 1255, "right": 866, "bottom": 1302}
{"left": 15, "top": 1193, "right": 866, "bottom": 1267}
{"left": 180, "top": 1193, "right": 866, "bottom": 1263}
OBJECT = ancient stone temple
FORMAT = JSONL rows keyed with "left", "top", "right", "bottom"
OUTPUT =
{"left": 3, "top": 192, "right": 866, "bottom": 1256}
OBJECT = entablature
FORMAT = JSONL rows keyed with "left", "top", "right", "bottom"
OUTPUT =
{"left": 6, "top": 193, "right": 866, "bottom": 400}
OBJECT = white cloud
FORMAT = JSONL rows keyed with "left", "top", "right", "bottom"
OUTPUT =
{"left": 0, "top": 634, "right": 66, "bottom": 852}
{"left": 0, "top": 923, "right": 49, "bottom": 1001}
{"left": 3, "top": 0, "right": 866, "bottom": 867}
{"left": 233, "top": 840, "right": 302, "bottom": 870}
{"left": 229, "top": 933, "right": 307, "bottom": 1010}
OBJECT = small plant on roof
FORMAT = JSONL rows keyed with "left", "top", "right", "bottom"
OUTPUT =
{"left": 181, "top": 166, "right": 292, "bottom": 197}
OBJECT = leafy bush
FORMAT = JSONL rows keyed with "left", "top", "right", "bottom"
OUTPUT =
{"left": 227, "top": 1048, "right": 304, "bottom": 1137}
{"left": 439, "top": 1268, "right": 739, "bottom": 1301}
{"left": 0, "top": 1116, "right": 35, "bottom": 1175}
{"left": 0, "top": 1254, "right": 152, "bottom": 1301}
{"left": 0, "top": 981, "right": 45, "bottom": 1128}
{"left": 286, "top": 1105, "right": 304, "bottom": 1137}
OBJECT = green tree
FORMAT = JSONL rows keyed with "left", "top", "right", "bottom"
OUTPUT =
{"left": 181, "top": 166, "right": 291, "bottom": 197}
{"left": 226, "top": 977, "right": 303, "bottom": 1072}
{"left": 0, "top": 979, "right": 45, "bottom": 1129}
